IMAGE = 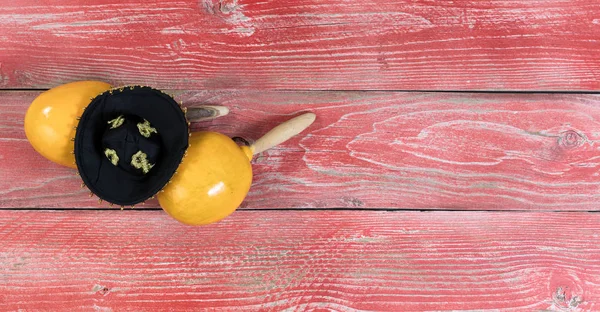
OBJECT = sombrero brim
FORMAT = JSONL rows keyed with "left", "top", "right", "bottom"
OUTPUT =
{"left": 74, "top": 86, "right": 189, "bottom": 206}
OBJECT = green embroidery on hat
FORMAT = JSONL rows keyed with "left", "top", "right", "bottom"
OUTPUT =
{"left": 131, "top": 150, "right": 155, "bottom": 174}
{"left": 104, "top": 148, "right": 119, "bottom": 166}
{"left": 108, "top": 115, "right": 125, "bottom": 129}
{"left": 137, "top": 119, "right": 157, "bottom": 138}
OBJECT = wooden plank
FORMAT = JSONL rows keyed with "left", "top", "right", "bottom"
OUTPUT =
{"left": 4, "top": 91, "right": 600, "bottom": 210}
{"left": 0, "top": 0, "right": 599, "bottom": 91}
{"left": 0, "top": 210, "right": 598, "bottom": 311}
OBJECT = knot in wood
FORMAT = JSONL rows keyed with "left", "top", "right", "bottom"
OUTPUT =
{"left": 559, "top": 130, "right": 584, "bottom": 149}
{"left": 549, "top": 271, "right": 585, "bottom": 310}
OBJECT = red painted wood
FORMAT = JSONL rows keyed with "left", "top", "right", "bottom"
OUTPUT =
{"left": 0, "top": 0, "right": 599, "bottom": 91}
{"left": 0, "top": 210, "right": 598, "bottom": 311}
{"left": 3, "top": 91, "right": 600, "bottom": 210}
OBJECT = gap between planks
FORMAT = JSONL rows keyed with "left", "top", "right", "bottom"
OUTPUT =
{"left": 2, "top": 208, "right": 600, "bottom": 214}
{"left": 2, "top": 88, "right": 600, "bottom": 94}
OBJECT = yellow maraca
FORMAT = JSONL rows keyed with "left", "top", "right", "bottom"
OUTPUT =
{"left": 158, "top": 113, "right": 316, "bottom": 225}
{"left": 24, "top": 81, "right": 112, "bottom": 168}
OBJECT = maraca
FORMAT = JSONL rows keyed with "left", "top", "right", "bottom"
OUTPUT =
{"left": 24, "top": 81, "right": 315, "bottom": 225}
{"left": 158, "top": 113, "right": 315, "bottom": 225}
{"left": 24, "top": 81, "right": 112, "bottom": 168}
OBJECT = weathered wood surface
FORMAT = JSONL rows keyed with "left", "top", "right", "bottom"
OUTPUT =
{"left": 3, "top": 90, "right": 600, "bottom": 210}
{"left": 1, "top": 0, "right": 599, "bottom": 91}
{"left": 0, "top": 210, "right": 598, "bottom": 311}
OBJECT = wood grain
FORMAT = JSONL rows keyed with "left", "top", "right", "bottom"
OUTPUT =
{"left": 1, "top": 0, "right": 599, "bottom": 91}
{"left": 4, "top": 90, "right": 600, "bottom": 210}
{"left": 0, "top": 210, "right": 598, "bottom": 311}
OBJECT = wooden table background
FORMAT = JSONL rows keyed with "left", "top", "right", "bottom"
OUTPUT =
{"left": 1, "top": 1, "right": 600, "bottom": 311}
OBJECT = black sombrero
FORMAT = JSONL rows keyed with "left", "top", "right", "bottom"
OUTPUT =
{"left": 74, "top": 86, "right": 189, "bottom": 206}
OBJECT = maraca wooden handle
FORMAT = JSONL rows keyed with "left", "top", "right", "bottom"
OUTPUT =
{"left": 186, "top": 106, "right": 229, "bottom": 122}
{"left": 251, "top": 113, "right": 316, "bottom": 155}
